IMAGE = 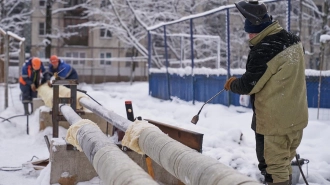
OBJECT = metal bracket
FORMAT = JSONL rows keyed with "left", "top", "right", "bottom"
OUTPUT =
{"left": 52, "top": 79, "right": 78, "bottom": 138}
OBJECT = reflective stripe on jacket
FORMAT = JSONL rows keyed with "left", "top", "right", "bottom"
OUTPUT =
{"left": 19, "top": 59, "right": 46, "bottom": 86}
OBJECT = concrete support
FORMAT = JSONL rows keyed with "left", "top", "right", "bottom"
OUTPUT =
{"left": 50, "top": 138, "right": 98, "bottom": 184}
{"left": 50, "top": 137, "right": 180, "bottom": 185}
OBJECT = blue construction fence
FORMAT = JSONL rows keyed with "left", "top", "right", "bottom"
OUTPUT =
{"left": 149, "top": 73, "right": 330, "bottom": 109}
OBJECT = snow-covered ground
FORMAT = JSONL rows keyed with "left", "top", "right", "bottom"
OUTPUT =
{"left": 0, "top": 82, "right": 329, "bottom": 185}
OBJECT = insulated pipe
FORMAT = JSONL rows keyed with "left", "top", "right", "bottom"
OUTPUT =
{"left": 60, "top": 104, "right": 82, "bottom": 125}
{"left": 78, "top": 98, "right": 261, "bottom": 185}
{"left": 59, "top": 105, "right": 158, "bottom": 185}
{"left": 79, "top": 97, "right": 131, "bottom": 132}
{"left": 139, "top": 127, "right": 261, "bottom": 185}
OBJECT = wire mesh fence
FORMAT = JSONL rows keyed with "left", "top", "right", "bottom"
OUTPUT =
{"left": 147, "top": 0, "right": 330, "bottom": 119}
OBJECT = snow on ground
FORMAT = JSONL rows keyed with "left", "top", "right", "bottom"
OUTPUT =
{"left": 0, "top": 82, "right": 329, "bottom": 185}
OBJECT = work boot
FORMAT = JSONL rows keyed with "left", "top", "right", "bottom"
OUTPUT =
{"left": 267, "top": 180, "right": 289, "bottom": 185}
{"left": 23, "top": 103, "right": 29, "bottom": 115}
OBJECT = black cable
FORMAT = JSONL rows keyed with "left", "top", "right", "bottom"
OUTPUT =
{"left": 77, "top": 89, "right": 102, "bottom": 106}
{"left": 77, "top": 89, "right": 110, "bottom": 136}
{"left": 295, "top": 154, "right": 309, "bottom": 185}
{"left": 1, "top": 114, "right": 27, "bottom": 123}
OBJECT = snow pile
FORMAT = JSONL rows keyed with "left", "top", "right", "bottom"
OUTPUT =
{"left": 0, "top": 83, "right": 329, "bottom": 185}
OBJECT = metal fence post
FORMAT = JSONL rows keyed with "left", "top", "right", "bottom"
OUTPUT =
{"left": 226, "top": 8, "right": 231, "bottom": 106}
{"left": 226, "top": 8, "right": 231, "bottom": 78}
{"left": 180, "top": 36, "right": 183, "bottom": 68}
{"left": 287, "top": 0, "right": 291, "bottom": 31}
{"left": 164, "top": 25, "right": 171, "bottom": 100}
{"left": 190, "top": 19, "right": 195, "bottom": 70}
{"left": 147, "top": 31, "right": 152, "bottom": 70}
{"left": 4, "top": 33, "right": 9, "bottom": 109}
{"left": 217, "top": 37, "right": 221, "bottom": 69}
{"left": 190, "top": 19, "right": 195, "bottom": 105}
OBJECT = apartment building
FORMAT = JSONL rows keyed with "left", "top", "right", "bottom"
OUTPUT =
{"left": 29, "top": 0, "right": 329, "bottom": 81}
{"left": 30, "top": 0, "right": 147, "bottom": 83}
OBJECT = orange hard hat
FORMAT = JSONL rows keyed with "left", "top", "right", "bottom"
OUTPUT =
{"left": 50, "top": 55, "right": 59, "bottom": 64}
{"left": 32, "top": 57, "right": 41, "bottom": 70}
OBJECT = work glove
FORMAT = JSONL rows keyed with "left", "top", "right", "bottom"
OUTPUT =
{"left": 224, "top": 77, "right": 236, "bottom": 91}
{"left": 47, "top": 80, "right": 53, "bottom": 88}
{"left": 31, "top": 84, "right": 37, "bottom": 92}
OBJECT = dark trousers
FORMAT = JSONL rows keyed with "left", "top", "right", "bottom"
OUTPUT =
{"left": 20, "top": 83, "right": 37, "bottom": 103}
{"left": 255, "top": 132, "right": 273, "bottom": 183}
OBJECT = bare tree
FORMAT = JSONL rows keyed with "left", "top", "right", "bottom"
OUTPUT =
{"left": 0, "top": 0, "right": 31, "bottom": 51}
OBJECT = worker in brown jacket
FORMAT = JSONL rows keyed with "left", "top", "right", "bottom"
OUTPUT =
{"left": 224, "top": 1, "right": 308, "bottom": 185}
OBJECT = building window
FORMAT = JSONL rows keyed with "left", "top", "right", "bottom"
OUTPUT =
{"left": 66, "top": 52, "right": 86, "bottom": 65}
{"left": 100, "top": 29, "right": 112, "bottom": 38}
{"left": 39, "top": 0, "right": 46, "bottom": 7}
{"left": 100, "top": 52, "right": 111, "bottom": 65}
{"left": 39, "top": 22, "right": 45, "bottom": 35}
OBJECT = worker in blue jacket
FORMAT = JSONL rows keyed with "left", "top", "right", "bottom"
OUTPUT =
{"left": 46, "top": 55, "right": 79, "bottom": 86}
{"left": 19, "top": 57, "right": 46, "bottom": 114}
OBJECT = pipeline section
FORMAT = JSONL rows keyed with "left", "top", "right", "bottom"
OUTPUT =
{"left": 59, "top": 104, "right": 158, "bottom": 185}
{"left": 78, "top": 97, "right": 261, "bottom": 185}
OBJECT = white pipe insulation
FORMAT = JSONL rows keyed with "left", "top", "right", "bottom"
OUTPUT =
{"left": 79, "top": 97, "right": 132, "bottom": 132}
{"left": 59, "top": 105, "right": 158, "bottom": 185}
{"left": 78, "top": 98, "right": 261, "bottom": 185}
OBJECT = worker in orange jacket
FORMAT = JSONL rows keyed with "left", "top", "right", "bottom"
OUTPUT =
{"left": 19, "top": 57, "right": 46, "bottom": 115}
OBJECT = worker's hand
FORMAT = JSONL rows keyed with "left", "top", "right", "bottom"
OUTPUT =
{"left": 224, "top": 77, "right": 237, "bottom": 91}
{"left": 31, "top": 84, "right": 37, "bottom": 92}
{"left": 47, "top": 80, "right": 53, "bottom": 88}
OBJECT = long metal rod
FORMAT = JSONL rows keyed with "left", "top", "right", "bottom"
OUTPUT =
{"left": 4, "top": 34, "right": 9, "bottom": 109}
{"left": 147, "top": 31, "right": 152, "bottom": 70}
{"left": 287, "top": 0, "right": 291, "bottom": 31}
{"left": 226, "top": 8, "right": 231, "bottom": 107}
{"left": 164, "top": 25, "right": 171, "bottom": 100}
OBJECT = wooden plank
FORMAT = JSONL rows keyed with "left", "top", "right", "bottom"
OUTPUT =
{"left": 145, "top": 119, "right": 203, "bottom": 153}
